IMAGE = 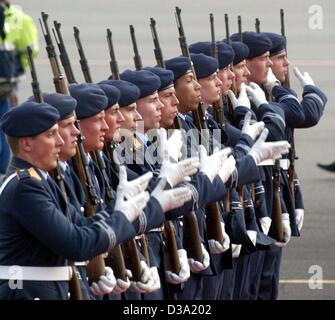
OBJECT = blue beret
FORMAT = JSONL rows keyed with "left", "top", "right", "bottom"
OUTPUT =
{"left": 261, "top": 32, "right": 286, "bottom": 56}
{"left": 189, "top": 41, "right": 234, "bottom": 69}
{"left": 68, "top": 83, "right": 108, "bottom": 120}
{"left": 0, "top": 101, "right": 60, "bottom": 137}
{"left": 120, "top": 69, "right": 161, "bottom": 99}
{"left": 143, "top": 67, "right": 174, "bottom": 91}
{"left": 190, "top": 53, "right": 218, "bottom": 79}
{"left": 96, "top": 83, "right": 120, "bottom": 108}
{"left": 230, "top": 32, "right": 272, "bottom": 59}
{"left": 165, "top": 56, "right": 192, "bottom": 82}
{"left": 27, "top": 93, "right": 77, "bottom": 120}
{"left": 230, "top": 41, "right": 250, "bottom": 65}
{"left": 100, "top": 79, "right": 140, "bottom": 107}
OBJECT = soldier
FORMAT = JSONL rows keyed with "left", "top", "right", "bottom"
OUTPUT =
{"left": 262, "top": 31, "right": 327, "bottom": 234}
{"left": 230, "top": 31, "right": 296, "bottom": 299}
{"left": 0, "top": 101, "right": 150, "bottom": 299}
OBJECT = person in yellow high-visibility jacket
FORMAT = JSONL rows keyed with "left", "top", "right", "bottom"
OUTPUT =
{"left": 0, "top": 0, "right": 39, "bottom": 176}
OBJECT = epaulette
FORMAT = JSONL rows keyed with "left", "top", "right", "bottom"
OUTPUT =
{"left": 133, "top": 137, "right": 142, "bottom": 150}
{"left": 16, "top": 167, "right": 42, "bottom": 181}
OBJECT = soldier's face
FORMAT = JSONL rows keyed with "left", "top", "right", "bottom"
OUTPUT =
{"left": 22, "top": 124, "right": 64, "bottom": 171}
{"left": 158, "top": 86, "right": 179, "bottom": 129}
{"left": 119, "top": 103, "right": 142, "bottom": 137}
{"left": 270, "top": 51, "right": 289, "bottom": 84}
{"left": 58, "top": 115, "right": 80, "bottom": 161}
{"left": 198, "top": 71, "right": 222, "bottom": 107}
{"left": 136, "top": 92, "right": 163, "bottom": 132}
{"left": 246, "top": 52, "right": 273, "bottom": 85}
{"left": 174, "top": 72, "right": 201, "bottom": 112}
{"left": 104, "top": 104, "right": 125, "bottom": 143}
{"left": 218, "top": 66, "right": 235, "bottom": 96}
{"left": 79, "top": 110, "right": 109, "bottom": 153}
{"left": 233, "top": 59, "right": 251, "bottom": 92}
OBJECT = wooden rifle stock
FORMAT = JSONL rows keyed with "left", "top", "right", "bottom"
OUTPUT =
{"left": 270, "top": 160, "right": 284, "bottom": 241}
{"left": 122, "top": 240, "right": 142, "bottom": 282}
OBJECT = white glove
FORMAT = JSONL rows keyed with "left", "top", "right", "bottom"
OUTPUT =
{"left": 129, "top": 261, "right": 155, "bottom": 293}
{"left": 246, "top": 230, "right": 257, "bottom": 246}
{"left": 295, "top": 208, "right": 304, "bottom": 232}
{"left": 241, "top": 111, "right": 265, "bottom": 141}
{"left": 232, "top": 244, "right": 242, "bottom": 259}
{"left": 165, "top": 249, "right": 190, "bottom": 284}
{"left": 110, "top": 269, "right": 132, "bottom": 295}
{"left": 245, "top": 82, "right": 268, "bottom": 108}
{"left": 199, "top": 145, "right": 232, "bottom": 183}
{"left": 158, "top": 157, "right": 200, "bottom": 188}
{"left": 217, "top": 155, "right": 236, "bottom": 184}
{"left": 146, "top": 266, "right": 161, "bottom": 293}
{"left": 293, "top": 67, "right": 315, "bottom": 87}
{"left": 118, "top": 165, "right": 153, "bottom": 199}
{"left": 151, "top": 178, "right": 192, "bottom": 212}
{"left": 89, "top": 267, "right": 116, "bottom": 296}
{"left": 248, "top": 128, "right": 290, "bottom": 165}
{"left": 155, "top": 128, "right": 183, "bottom": 163}
{"left": 227, "top": 83, "right": 251, "bottom": 109}
{"left": 259, "top": 217, "right": 272, "bottom": 235}
{"left": 264, "top": 67, "right": 281, "bottom": 94}
{"left": 208, "top": 222, "right": 230, "bottom": 254}
{"left": 188, "top": 243, "right": 210, "bottom": 273}
{"left": 274, "top": 213, "right": 292, "bottom": 247}
{"left": 115, "top": 187, "right": 150, "bottom": 223}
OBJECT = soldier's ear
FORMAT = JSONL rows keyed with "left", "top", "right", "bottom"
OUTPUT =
{"left": 19, "top": 137, "right": 32, "bottom": 152}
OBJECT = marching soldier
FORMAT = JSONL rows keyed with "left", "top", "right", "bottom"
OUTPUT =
{"left": 0, "top": 101, "right": 150, "bottom": 299}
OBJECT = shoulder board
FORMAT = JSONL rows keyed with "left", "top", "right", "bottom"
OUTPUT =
{"left": 133, "top": 138, "right": 142, "bottom": 150}
{"left": 16, "top": 167, "right": 42, "bottom": 181}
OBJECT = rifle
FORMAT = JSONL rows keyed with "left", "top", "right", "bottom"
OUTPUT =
{"left": 149, "top": 17, "right": 182, "bottom": 278}
{"left": 73, "top": 26, "right": 92, "bottom": 83}
{"left": 105, "top": 28, "right": 145, "bottom": 281}
{"left": 72, "top": 25, "right": 116, "bottom": 203}
{"left": 280, "top": 8, "right": 295, "bottom": 205}
{"left": 224, "top": 13, "right": 236, "bottom": 114}
{"left": 54, "top": 22, "right": 128, "bottom": 282}
{"left": 26, "top": 45, "right": 83, "bottom": 300}
{"left": 252, "top": 18, "right": 283, "bottom": 241}
{"left": 175, "top": 7, "right": 222, "bottom": 258}
{"left": 238, "top": 16, "right": 243, "bottom": 42}
{"left": 40, "top": 12, "right": 105, "bottom": 285}
{"left": 106, "top": 29, "right": 120, "bottom": 80}
{"left": 129, "top": 25, "right": 143, "bottom": 71}
{"left": 209, "top": 13, "right": 225, "bottom": 126}
{"left": 255, "top": 18, "right": 261, "bottom": 33}
{"left": 150, "top": 18, "right": 165, "bottom": 68}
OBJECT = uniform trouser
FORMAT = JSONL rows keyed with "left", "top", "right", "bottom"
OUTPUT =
{"left": 257, "top": 246, "right": 283, "bottom": 300}
{"left": 217, "top": 260, "right": 237, "bottom": 300}
{"left": 233, "top": 253, "right": 252, "bottom": 300}
{"left": 0, "top": 99, "right": 10, "bottom": 174}
{"left": 248, "top": 250, "right": 266, "bottom": 300}
{"left": 177, "top": 273, "right": 203, "bottom": 300}
{"left": 202, "top": 273, "right": 221, "bottom": 300}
